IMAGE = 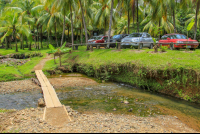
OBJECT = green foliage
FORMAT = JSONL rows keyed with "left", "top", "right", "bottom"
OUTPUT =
{"left": 160, "top": 46, "right": 168, "bottom": 52}
{"left": 187, "top": 19, "right": 195, "bottom": 31}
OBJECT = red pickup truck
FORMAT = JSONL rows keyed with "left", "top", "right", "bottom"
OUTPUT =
{"left": 158, "top": 33, "right": 199, "bottom": 50}
{"left": 89, "top": 36, "right": 109, "bottom": 47}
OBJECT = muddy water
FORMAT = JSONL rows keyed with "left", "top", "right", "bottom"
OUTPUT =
{"left": 1, "top": 73, "right": 200, "bottom": 130}
{"left": 0, "top": 90, "right": 42, "bottom": 110}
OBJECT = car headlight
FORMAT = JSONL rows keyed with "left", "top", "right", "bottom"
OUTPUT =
{"left": 132, "top": 38, "right": 139, "bottom": 42}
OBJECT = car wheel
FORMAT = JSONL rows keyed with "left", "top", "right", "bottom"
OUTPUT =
{"left": 170, "top": 44, "right": 174, "bottom": 50}
{"left": 190, "top": 48, "right": 196, "bottom": 51}
{"left": 149, "top": 44, "right": 153, "bottom": 49}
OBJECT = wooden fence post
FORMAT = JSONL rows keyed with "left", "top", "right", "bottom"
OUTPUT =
{"left": 90, "top": 44, "right": 93, "bottom": 51}
{"left": 97, "top": 45, "right": 100, "bottom": 49}
{"left": 72, "top": 45, "right": 75, "bottom": 50}
{"left": 118, "top": 43, "right": 121, "bottom": 51}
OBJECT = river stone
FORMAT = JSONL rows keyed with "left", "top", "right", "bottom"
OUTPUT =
{"left": 38, "top": 98, "right": 45, "bottom": 107}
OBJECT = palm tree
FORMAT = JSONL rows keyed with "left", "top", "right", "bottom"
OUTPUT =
{"left": 0, "top": 9, "right": 31, "bottom": 52}
{"left": 107, "top": 0, "right": 114, "bottom": 48}
{"left": 94, "top": 0, "right": 112, "bottom": 35}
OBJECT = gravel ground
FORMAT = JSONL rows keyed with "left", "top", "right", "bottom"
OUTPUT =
{"left": 0, "top": 107, "right": 198, "bottom": 133}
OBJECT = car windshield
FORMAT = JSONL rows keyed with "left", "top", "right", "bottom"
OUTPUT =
{"left": 96, "top": 36, "right": 103, "bottom": 40}
{"left": 128, "top": 33, "right": 142, "bottom": 37}
{"left": 170, "top": 34, "right": 187, "bottom": 39}
{"left": 112, "top": 35, "right": 121, "bottom": 39}
{"left": 90, "top": 36, "right": 98, "bottom": 40}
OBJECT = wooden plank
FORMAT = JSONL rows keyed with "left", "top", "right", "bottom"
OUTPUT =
{"left": 42, "top": 86, "right": 55, "bottom": 108}
{"left": 35, "top": 70, "right": 46, "bottom": 87}
{"left": 38, "top": 70, "right": 62, "bottom": 107}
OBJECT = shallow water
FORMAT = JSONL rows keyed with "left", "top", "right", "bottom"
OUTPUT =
{"left": 0, "top": 90, "right": 42, "bottom": 110}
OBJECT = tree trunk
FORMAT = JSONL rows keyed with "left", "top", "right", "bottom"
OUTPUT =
{"left": 33, "top": 26, "right": 36, "bottom": 48}
{"left": 41, "top": 26, "right": 43, "bottom": 49}
{"left": 37, "top": 25, "right": 39, "bottom": 49}
{"left": 131, "top": 0, "right": 136, "bottom": 32}
{"left": 81, "top": 25, "right": 83, "bottom": 44}
{"left": 13, "top": 26, "right": 18, "bottom": 52}
{"left": 20, "top": 34, "right": 23, "bottom": 49}
{"left": 22, "top": 34, "right": 24, "bottom": 50}
{"left": 68, "top": 26, "right": 70, "bottom": 42}
{"left": 107, "top": 0, "right": 114, "bottom": 48}
{"left": 128, "top": 9, "right": 130, "bottom": 34}
{"left": 79, "top": 0, "right": 89, "bottom": 50}
{"left": 59, "top": 55, "right": 61, "bottom": 67}
{"left": 104, "top": 18, "right": 107, "bottom": 35}
{"left": 194, "top": 0, "right": 200, "bottom": 40}
{"left": 50, "top": 30, "right": 52, "bottom": 45}
{"left": 61, "top": 9, "right": 66, "bottom": 47}
{"left": 173, "top": 9, "right": 176, "bottom": 33}
{"left": 5, "top": 36, "right": 8, "bottom": 49}
{"left": 70, "top": 2, "right": 74, "bottom": 50}
{"left": 137, "top": 0, "right": 139, "bottom": 32}
{"left": 54, "top": 21, "right": 59, "bottom": 47}
{"left": 26, "top": 36, "right": 28, "bottom": 48}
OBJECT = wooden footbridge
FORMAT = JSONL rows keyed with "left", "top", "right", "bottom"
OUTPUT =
{"left": 35, "top": 70, "right": 71, "bottom": 125}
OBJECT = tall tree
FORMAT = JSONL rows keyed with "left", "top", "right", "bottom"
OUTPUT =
{"left": 107, "top": 0, "right": 114, "bottom": 48}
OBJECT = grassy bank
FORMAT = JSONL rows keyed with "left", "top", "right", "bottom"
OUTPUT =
{"left": 43, "top": 46, "right": 200, "bottom": 103}
{"left": 0, "top": 47, "right": 50, "bottom": 81}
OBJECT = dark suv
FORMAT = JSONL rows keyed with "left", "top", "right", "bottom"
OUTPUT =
{"left": 110, "top": 34, "right": 129, "bottom": 48}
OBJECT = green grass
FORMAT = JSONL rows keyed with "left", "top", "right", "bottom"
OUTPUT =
{"left": 44, "top": 46, "right": 200, "bottom": 72}
{"left": 0, "top": 47, "right": 50, "bottom": 81}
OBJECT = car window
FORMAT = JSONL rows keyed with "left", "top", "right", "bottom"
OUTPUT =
{"left": 161, "top": 36, "right": 167, "bottom": 40}
{"left": 146, "top": 34, "right": 151, "bottom": 38}
{"left": 170, "top": 34, "right": 187, "bottom": 39}
{"left": 112, "top": 35, "right": 121, "bottom": 39}
{"left": 104, "top": 37, "right": 108, "bottom": 40}
{"left": 96, "top": 36, "right": 103, "bottom": 40}
{"left": 142, "top": 33, "right": 147, "bottom": 38}
{"left": 129, "top": 33, "right": 142, "bottom": 37}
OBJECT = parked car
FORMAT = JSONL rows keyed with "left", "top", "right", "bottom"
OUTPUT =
{"left": 89, "top": 36, "right": 109, "bottom": 48}
{"left": 121, "top": 32, "right": 154, "bottom": 49}
{"left": 158, "top": 33, "right": 199, "bottom": 50}
{"left": 110, "top": 34, "right": 129, "bottom": 48}
{"left": 88, "top": 36, "right": 99, "bottom": 42}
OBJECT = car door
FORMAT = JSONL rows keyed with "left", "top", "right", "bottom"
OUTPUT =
{"left": 159, "top": 35, "right": 169, "bottom": 47}
{"left": 146, "top": 33, "right": 153, "bottom": 47}
{"left": 142, "top": 33, "right": 148, "bottom": 47}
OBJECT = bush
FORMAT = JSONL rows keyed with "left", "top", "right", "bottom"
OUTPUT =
{"left": 160, "top": 45, "right": 168, "bottom": 52}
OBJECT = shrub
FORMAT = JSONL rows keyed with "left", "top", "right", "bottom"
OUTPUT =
{"left": 160, "top": 46, "right": 168, "bottom": 52}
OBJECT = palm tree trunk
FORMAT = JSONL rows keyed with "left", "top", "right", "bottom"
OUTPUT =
{"left": 61, "top": 9, "right": 66, "bottom": 47}
{"left": 194, "top": 0, "right": 200, "bottom": 40}
{"left": 131, "top": 0, "right": 136, "bottom": 32}
{"left": 22, "top": 34, "right": 24, "bottom": 50}
{"left": 33, "top": 26, "right": 36, "bottom": 48}
{"left": 70, "top": 2, "right": 74, "bottom": 50}
{"left": 20, "top": 34, "right": 23, "bottom": 49}
{"left": 79, "top": 0, "right": 89, "bottom": 47}
{"left": 173, "top": 9, "right": 176, "bottom": 33}
{"left": 68, "top": 26, "right": 70, "bottom": 42}
{"left": 13, "top": 26, "right": 18, "bottom": 52}
{"left": 59, "top": 55, "right": 61, "bottom": 67}
{"left": 81, "top": 25, "right": 83, "bottom": 44}
{"left": 50, "top": 30, "right": 52, "bottom": 45}
{"left": 104, "top": 18, "right": 106, "bottom": 35}
{"left": 54, "top": 21, "right": 59, "bottom": 47}
{"left": 128, "top": 9, "right": 130, "bottom": 34}
{"left": 107, "top": 0, "right": 114, "bottom": 48}
{"left": 37, "top": 25, "right": 39, "bottom": 49}
{"left": 40, "top": 26, "right": 43, "bottom": 49}
{"left": 137, "top": 0, "right": 139, "bottom": 32}
{"left": 5, "top": 36, "right": 8, "bottom": 49}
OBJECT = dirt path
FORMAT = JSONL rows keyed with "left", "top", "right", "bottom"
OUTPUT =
{"left": 33, "top": 54, "right": 53, "bottom": 71}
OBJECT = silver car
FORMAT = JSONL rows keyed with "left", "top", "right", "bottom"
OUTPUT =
{"left": 121, "top": 32, "right": 154, "bottom": 49}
